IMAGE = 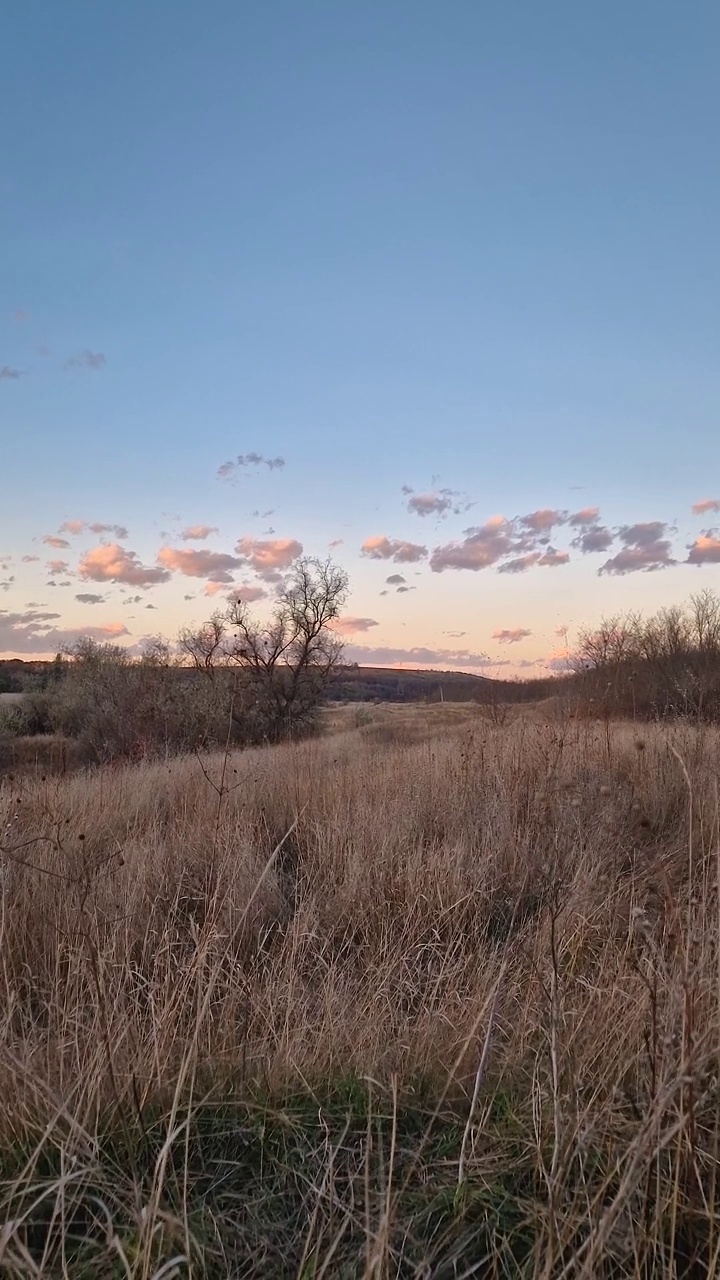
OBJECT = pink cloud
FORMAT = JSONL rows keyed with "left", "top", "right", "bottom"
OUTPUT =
{"left": 331, "top": 616, "right": 379, "bottom": 635}
{"left": 599, "top": 522, "right": 675, "bottom": 575}
{"left": 59, "top": 519, "right": 87, "bottom": 536}
{"left": 89, "top": 521, "right": 129, "bottom": 539}
{"left": 42, "top": 535, "right": 71, "bottom": 549}
{"left": 493, "top": 628, "right": 533, "bottom": 644}
{"left": 362, "top": 536, "right": 428, "bottom": 564}
{"left": 46, "top": 559, "right": 69, "bottom": 576}
{"left": 430, "top": 517, "right": 517, "bottom": 572}
{"left": 518, "top": 508, "right": 567, "bottom": 533}
{"left": 407, "top": 490, "right": 454, "bottom": 518}
{"left": 235, "top": 536, "right": 304, "bottom": 574}
{"left": 568, "top": 507, "right": 601, "bottom": 526}
{"left": 687, "top": 534, "right": 720, "bottom": 565}
{"left": 227, "top": 583, "right": 267, "bottom": 603}
{"left": 157, "top": 546, "right": 242, "bottom": 583}
{"left": 538, "top": 548, "right": 570, "bottom": 567}
{"left": 180, "top": 524, "right": 220, "bottom": 541}
{"left": 80, "top": 544, "right": 170, "bottom": 587}
{"left": 692, "top": 499, "right": 720, "bottom": 516}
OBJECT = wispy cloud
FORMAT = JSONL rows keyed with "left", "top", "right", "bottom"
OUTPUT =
{"left": 331, "top": 616, "right": 379, "bottom": 635}
{"left": 59, "top": 520, "right": 129, "bottom": 539}
{"left": 493, "top": 628, "right": 533, "bottom": 644}
{"left": 42, "top": 535, "right": 70, "bottom": 550}
{"left": 157, "top": 546, "right": 242, "bottom": 584}
{"left": 179, "top": 524, "right": 220, "bottom": 541}
{"left": 692, "top": 499, "right": 720, "bottom": 516}
{"left": 0, "top": 366, "right": 22, "bottom": 380}
{"left": 403, "top": 486, "right": 472, "bottom": 518}
{"left": 64, "top": 350, "right": 106, "bottom": 371}
{"left": 0, "top": 609, "right": 128, "bottom": 656}
{"left": 599, "top": 522, "right": 675, "bottom": 575}
{"left": 13, "top": 309, "right": 28, "bottom": 323}
{"left": 46, "top": 559, "right": 69, "bottom": 576}
{"left": 361, "top": 536, "right": 428, "bottom": 564}
{"left": 79, "top": 544, "right": 170, "bottom": 587}
{"left": 21, "top": 555, "right": 39, "bottom": 563}
{"left": 218, "top": 452, "right": 285, "bottom": 480}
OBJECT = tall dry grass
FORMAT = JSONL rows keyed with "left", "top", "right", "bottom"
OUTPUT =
{"left": 1, "top": 705, "right": 720, "bottom": 1275}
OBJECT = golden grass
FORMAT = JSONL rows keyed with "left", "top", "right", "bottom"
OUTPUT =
{"left": 1, "top": 707, "right": 720, "bottom": 1275}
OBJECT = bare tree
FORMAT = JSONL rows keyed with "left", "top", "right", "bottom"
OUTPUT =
{"left": 180, "top": 557, "right": 349, "bottom": 743}
{"left": 573, "top": 591, "right": 720, "bottom": 720}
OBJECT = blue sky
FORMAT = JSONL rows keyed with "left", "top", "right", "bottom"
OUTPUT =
{"left": 2, "top": 0, "right": 719, "bottom": 672}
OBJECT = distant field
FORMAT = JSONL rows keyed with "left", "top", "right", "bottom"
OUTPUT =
{"left": 1, "top": 706, "right": 716, "bottom": 1275}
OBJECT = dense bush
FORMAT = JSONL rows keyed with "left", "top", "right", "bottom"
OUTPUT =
{"left": 25, "top": 638, "right": 231, "bottom": 763}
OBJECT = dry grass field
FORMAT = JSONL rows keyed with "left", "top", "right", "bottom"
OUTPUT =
{"left": 1, "top": 702, "right": 720, "bottom": 1276}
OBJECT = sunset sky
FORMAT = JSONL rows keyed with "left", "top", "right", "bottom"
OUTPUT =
{"left": 3, "top": 1, "right": 719, "bottom": 676}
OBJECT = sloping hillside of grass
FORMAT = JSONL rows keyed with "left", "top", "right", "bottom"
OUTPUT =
{"left": 1, "top": 709, "right": 718, "bottom": 1275}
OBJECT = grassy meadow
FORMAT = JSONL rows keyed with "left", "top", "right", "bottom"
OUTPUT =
{"left": 1, "top": 700, "right": 720, "bottom": 1276}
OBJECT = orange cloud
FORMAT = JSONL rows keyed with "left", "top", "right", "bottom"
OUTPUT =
{"left": 180, "top": 524, "right": 220, "bottom": 541}
{"left": 59, "top": 519, "right": 87, "bottom": 535}
{"left": 362, "top": 535, "right": 428, "bottom": 563}
{"left": 235, "top": 536, "right": 303, "bottom": 574}
{"left": 80, "top": 544, "right": 170, "bottom": 587}
{"left": 687, "top": 535, "right": 720, "bottom": 565}
{"left": 692, "top": 499, "right": 720, "bottom": 516}
{"left": 157, "top": 546, "right": 242, "bottom": 583}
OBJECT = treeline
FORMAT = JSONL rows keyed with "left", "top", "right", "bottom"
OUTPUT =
{"left": 571, "top": 589, "right": 720, "bottom": 720}
{"left": 1, "top": 558, "right": 348, "bottom": 763}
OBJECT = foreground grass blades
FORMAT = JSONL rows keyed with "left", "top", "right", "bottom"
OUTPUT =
{"left": 2, "top": 707, "right": 720, "bottom": 1275}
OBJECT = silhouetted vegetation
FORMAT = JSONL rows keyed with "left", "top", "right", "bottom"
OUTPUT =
{"left": 572, "top": 589, "right": 720, "bottom": 720}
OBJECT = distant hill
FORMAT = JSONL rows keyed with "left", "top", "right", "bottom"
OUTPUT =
{"left": 0, "top": 657, "right": 559, "bottom": 706}
{"left": 329, "top": 664, "right": 557, "bottom": 704}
